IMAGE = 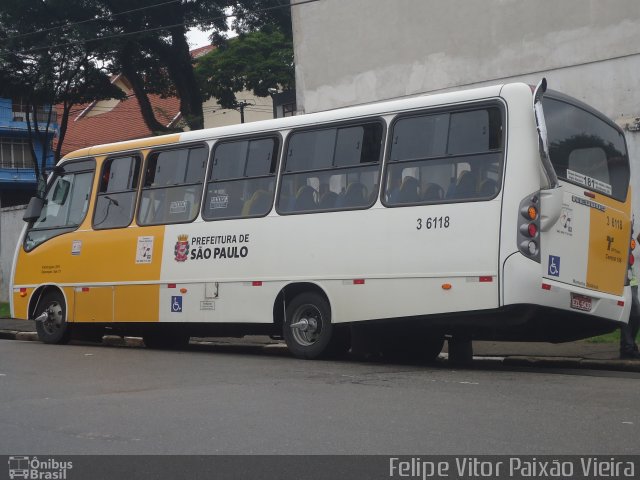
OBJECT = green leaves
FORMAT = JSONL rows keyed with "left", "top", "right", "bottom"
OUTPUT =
{"left": 196, "top": 28, "right": 294, "bottom": 109}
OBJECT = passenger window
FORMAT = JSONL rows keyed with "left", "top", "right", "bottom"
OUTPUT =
{"left": 93, "top": 155, "right": 141, "bottom": 229}
{"left": 203, "top": 137, "right": 279, "bottom": 221}
{"left": 277, "top": 122, "right": 383, "bottom": 214}
{"left": 385, "top": 106, "right": 503, "bottom": 206}
{"left": 138, "top": 146, "right": 207, "bottom": 225}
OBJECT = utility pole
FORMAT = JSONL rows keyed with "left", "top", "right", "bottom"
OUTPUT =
{"left": 233, "top": 100, "right": 253, "bottom": 124}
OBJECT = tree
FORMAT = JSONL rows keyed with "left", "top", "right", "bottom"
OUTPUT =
{"left": 196, "top": 27, "right": 294, "bottom": 109}
{"left": 101, "top": 0, "right": 296, "bottom": 128}
{"left": 196, "top": 0, "right": 295, "bottom": 109}
{"left": 0, "top": 0, "right": 123, "bottom": 196}
{"left": 91, "top": 0, "right": 233, "bottom": 132}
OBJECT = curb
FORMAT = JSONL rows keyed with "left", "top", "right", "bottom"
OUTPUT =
{"left": 0, "top": 330, "right": 38, "bottom": 341}
{"left": 501, "top": 355, "right": 640, "bottom": 373}
{"left": 2, "top": 329, "right": 640, "bottom": 372}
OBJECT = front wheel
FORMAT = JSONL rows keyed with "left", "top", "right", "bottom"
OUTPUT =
{"left": 35, "top": 291, "right": 71, "bottom": 344}
{"left": 283, "top": 292, "right": 333, "bottom": 359}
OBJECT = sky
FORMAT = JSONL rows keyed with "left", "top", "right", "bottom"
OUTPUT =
{"left": 186, "top": 28, "right": 213, "bottom": 49}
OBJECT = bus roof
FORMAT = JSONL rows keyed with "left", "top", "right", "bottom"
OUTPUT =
{"left": 62, "top": 83, "right": 511, "bottom": 161}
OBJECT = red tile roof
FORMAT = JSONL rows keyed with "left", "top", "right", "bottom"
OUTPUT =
{"left": 56, "top": 93, "right": 181, "bottom": 158}
{"left": 54, "top": 48, "right": 218, "bottom": 158}
{"left": 190, "top": 45, "right": 214, "bottom": 58}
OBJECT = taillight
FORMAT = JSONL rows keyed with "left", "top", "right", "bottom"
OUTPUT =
{"left": 518, "top": 192, "right": 541, "bottom": 262}
{"left": 626, "top": 230, "right": 635, "bottom": 286}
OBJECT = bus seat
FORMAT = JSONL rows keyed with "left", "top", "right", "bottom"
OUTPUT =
{"left": 319, "top": 191, "right": 338, "bottom": 209}
{"left": 397, "top": 176, "right": 420, "bottom": 203}
{"left": 338, "top": 182, "right": 367, "bottom": 208}
{"left": 241, "top": 189, "right": 272, "bottom": 216}
{"left": 294, "top": 185, "right": 317, "bottom": 211}
{"left": 422, "top": 182, "right": 444, "bottom": 201}
{"left": 454, "top": 171, "right": 476, "bottom": 199}
{"left": 479, "top": 178, "right": 498, "bottom": 197}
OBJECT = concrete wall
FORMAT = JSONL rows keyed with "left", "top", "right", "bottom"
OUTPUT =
{"left": 292, "top": 0, "right": 640, "bottom": 113}
{"left": 0, "top": 205, "right": 26, "bottom": 303}
{"left": 291, "top": 0, "right": 640, "bottom": 215}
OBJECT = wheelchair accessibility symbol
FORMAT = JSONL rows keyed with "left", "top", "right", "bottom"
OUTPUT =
{"left": 548, "top": 255, "right": 560, "bottom": 277}
{"left": 171, "top": 296, "right": 183, "bottom": 313}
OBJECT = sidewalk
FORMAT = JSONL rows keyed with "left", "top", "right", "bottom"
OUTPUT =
{"left": 1, "top": 317, "right": 638, "bottom": 372}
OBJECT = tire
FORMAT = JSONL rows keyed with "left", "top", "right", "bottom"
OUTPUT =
{"left": 34, "top": 291, "right": 71, "bottom": 344}
{"left": 283, "top": 292, "right": 333, "bottom": 359}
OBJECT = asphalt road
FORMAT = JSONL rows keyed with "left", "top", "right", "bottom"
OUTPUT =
{"left": 1, "top": 339, "right": 639, "bottom": 455}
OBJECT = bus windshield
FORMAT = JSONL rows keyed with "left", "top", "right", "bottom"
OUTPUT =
{"left": 24, "top": 159, "right": 95, "bottom": 251}
{"left": 542, "top": 96, "right": 629, "bottom": 201}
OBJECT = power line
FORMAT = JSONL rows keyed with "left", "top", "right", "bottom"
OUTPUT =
{"left": 15, "top": 0, "right": 323, "bottom": 53}
{"left": 6, "top": 0, "right": 181, "bottom": 40}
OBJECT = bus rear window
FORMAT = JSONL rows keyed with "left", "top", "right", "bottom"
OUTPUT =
{"left": 543, "top": 97, "right": 629, "bottom": 201}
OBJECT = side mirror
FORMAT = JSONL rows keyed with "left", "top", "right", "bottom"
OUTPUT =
{"left": 23, "top": 196, "right": 44, "bottom": 222}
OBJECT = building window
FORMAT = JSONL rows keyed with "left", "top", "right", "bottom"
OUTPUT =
{"left": 0, "top": 137, "right": 35, "bottom": 169}
{"left": 282, "top": 103, "right": 296, "bottom": 117}
{"left": 11, "top": 100, "right": 57, "bottom": 123}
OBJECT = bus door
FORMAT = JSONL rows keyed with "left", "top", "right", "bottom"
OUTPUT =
{"left": 538, "top": 93, "right": 631, "bottom": 300}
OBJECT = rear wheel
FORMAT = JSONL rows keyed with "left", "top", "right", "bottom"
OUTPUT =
{"left": 35, "top": 291, "right": 71, "bottom": 344}
{"left": 284, "top": 292, "right": 334, "bottom": 359}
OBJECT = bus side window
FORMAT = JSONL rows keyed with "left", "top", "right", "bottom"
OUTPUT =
{"left": 93, "top": 155, "right": 141, "bottom": 230}
{"left": 202, "top": 137, "right": 279, "bottom": 221}
{"left": 385, "top": 106, "right": 504, "bottom": 206}
{"left": 138, "top": 146, "right": 207, "bottom": 226}
{"left": 277, "top": 122, "right": 383, "bottom": 214}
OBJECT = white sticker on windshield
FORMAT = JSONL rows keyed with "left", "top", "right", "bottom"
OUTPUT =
{"left": 566, "top": 169, "right": 612, "bottom": 195}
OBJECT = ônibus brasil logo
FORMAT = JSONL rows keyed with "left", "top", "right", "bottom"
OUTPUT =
{"left": 174, "top": 234, "right": 190, "bottom": 262}
{"left": 8, "top": 456, "right": 73, "bottom": 479}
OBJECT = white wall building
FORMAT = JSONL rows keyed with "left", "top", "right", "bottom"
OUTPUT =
{"left": 202, "top": 90, "right": 273, "bottom": 129}
{"left": 291, "top": 0, "right": 640, "bottom": 213}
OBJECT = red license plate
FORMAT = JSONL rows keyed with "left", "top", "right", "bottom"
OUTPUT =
{"left": 571, "top": 293, "right": 592, "bottom": 312}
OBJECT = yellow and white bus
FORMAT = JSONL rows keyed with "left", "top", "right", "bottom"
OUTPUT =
{"left": 10, "top": 80, "right": 633, "bottom": 360}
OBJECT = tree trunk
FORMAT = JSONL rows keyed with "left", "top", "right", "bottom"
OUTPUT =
{"left": 55, "top": 102, "right": 72, "bottom": 163}
{"left": 144, "top": 28, "right": 205, "bottom": 131}
{"left": 119, "top": 44, "right": 173, "bottom": 134}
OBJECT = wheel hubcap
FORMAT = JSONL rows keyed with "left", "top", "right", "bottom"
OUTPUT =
{"left": 42, "top": 302, "right": 63, "bottom": 334}
{"left": 290, "top": 306, "right": 322, "bottom": 346}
